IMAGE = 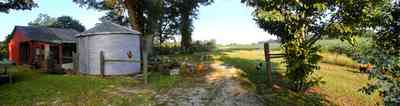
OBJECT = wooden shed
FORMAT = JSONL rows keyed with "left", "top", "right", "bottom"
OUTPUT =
{"left": 8, "top": 26, "right": 78, "bottom": 70}
{"left": 76, "top": 22, "right": 141, "bottom": 75}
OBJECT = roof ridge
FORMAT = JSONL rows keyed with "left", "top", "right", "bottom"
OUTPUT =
{"left": 77, "top": 22, "right": 141, "bottom": 36}
{"left": 16, "top": 25, "right": 78, "bottom": 32}
{"left": 107, "top": 22, "right": 139, "bottom": 33}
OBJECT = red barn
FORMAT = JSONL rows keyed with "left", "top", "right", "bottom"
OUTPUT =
{"left": 8, "top": 26, "right": 78, "bottom": 69}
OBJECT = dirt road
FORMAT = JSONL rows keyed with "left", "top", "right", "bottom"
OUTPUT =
{"left": 155, "top": 63, "right": 265, "bottom": 106}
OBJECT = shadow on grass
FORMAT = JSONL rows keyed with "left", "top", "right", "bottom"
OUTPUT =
{"left": 218, "top": 56, "right": 332, "bottom": 106}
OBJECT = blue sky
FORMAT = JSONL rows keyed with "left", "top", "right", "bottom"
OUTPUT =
{"left": 0, "top": 0, "right": 274, "bottom": 44}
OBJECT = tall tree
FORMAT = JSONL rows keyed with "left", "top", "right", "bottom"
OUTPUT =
{"left": 172, "top": 0, "right": 213, "bottom": 51}
{"left": 28, "top": 14, "right": 86, "bottom": 32}
{"left": 28, "top": 13, "right": 57, "bottom": 27}
{"left": 360, "top": 2, "right": 400, "bottom": 105}
{"left": 52, "top": 16, "right": 86, "bottom": 32}
{"left": 0, "top": 0, "right": 37, "bottom": 13}
{"left": 242, "top": 0, "right": 388, "bottom": 91}
{"left": 100, "top": 11, "right": 130, "bottom": 27}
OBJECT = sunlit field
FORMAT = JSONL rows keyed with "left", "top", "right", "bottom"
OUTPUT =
{"left": 214, "top": 49, "right": 382, "bottom": 105}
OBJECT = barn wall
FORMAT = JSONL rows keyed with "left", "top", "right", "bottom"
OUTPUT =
{"left": 78, "top": 34, "right": 140, "bottom": 75}
{"left": 8, "top": 31, "right": 30, "bottom": 64}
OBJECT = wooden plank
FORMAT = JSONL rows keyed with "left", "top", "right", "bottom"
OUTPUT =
{"left": 100, "top": 51, "right": 105, "bottom": 77}
{"left": 264, "top": 43, "right": 273, "bottom": 86}
{"left": 270, "top": 55, "right": 286, "bottom": 58}
{"left": 72, "top": 52, "right": 78, "bottom": 72}
{"left": 59, "top": 45, "right": 63, "bottom": 64}
{"left": 270, "top": 54, "right": 285, "bottom": 56}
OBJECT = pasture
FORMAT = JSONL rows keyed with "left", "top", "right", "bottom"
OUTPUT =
{"left": 215, "top": 39, "right": 382, "bottom": 105}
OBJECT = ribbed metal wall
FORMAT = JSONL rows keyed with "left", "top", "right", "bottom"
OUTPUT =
{"left": 78, "top": 34, "right": 140, "bottom": 75}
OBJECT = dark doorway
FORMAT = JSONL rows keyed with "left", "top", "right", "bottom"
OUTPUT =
{"left": 19, "top": 42, "right": 30, "bottom": 64}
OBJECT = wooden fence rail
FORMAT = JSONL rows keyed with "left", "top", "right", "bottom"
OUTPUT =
{"left": 264, "top": 43, "right": 285, "bottom": 86}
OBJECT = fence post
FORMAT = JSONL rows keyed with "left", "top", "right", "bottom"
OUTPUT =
{"left": 264, "top": 43, "right": 273, "bottom": 86}
{"left": 100, "top": 51, "right": 105, "bottom": 77}
{"left": 72, "top": 52, "right": 78, "bottom": 72}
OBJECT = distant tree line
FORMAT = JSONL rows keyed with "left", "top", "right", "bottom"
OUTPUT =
{"left": 28, "top": 13, "right": 86, "bottom": 32}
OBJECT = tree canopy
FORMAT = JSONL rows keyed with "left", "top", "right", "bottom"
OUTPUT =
{"left": 52, "top": 16, "right": 86, "bottom": 32}
{"left": 29, "top": 14, "right": 86, "bottom": 32}
{"left": 0, "top": 0, "right": 37, "bottom": 13}
{"left": 242, "top": 0, "right": 389, "bottom": 91}
{"left": 172, "top": 0, "right": 213, "bottom": 50}
{"left": 359, "top": 2, "right": 400, "bottom": 104}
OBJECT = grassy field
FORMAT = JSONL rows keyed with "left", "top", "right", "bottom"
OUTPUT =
{"left": 0, "top": 40, "right": 381, "bottom": 105}
{"left": 0, "top": 66, "right": 182, "bottom": 105}
{"left": 214, "top": 49, "right": 382, "bottom": 106}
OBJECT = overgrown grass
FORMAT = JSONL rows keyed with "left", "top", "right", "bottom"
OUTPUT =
{"left": 148, "top": 72, "right": 180, "bottom": 92}
{"left": 218, "top": 42, "right": 281, "bottom": 51}
{"left": 0, "top": 66, "right": 183, "bottom": 105}
{"left": 215, "top": 49, "right": 382, "bottom": 106}
{"left": 320, "top": 52, "right": 358, "bottom": 68}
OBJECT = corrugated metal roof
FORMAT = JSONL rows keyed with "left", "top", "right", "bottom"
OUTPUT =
{"left": 77, "top": 22, "right": 141, "bottom": 37}
{"left": 14, "top": 26, "right": 79, "bottom": 43}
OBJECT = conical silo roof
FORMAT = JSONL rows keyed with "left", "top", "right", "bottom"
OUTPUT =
{"left": 77, "top": 22, "right": 141, "bottom": 37}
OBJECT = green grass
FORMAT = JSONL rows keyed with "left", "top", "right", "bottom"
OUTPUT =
{"left": 218, "top": 42, "right": 281, "bottom": 51}
{"left": 320, "top": 52, "right": 358, "bottom": 68}
{"left": 0, "top": 66, "right": 182, "bottom": 105}
{"left": 148, "top": 72, "right": 180, "bottom": 92}
{"left": 215, "top": 49, "right": 382, "bottom": 106}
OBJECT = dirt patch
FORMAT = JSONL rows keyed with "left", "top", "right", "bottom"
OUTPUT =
{"left": 155, "top": 63, "right": 265, "bottom": 106}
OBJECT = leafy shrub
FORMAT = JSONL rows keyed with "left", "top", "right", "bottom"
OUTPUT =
{"left": 186, "top": 40, "right": 216, "bottom": 53}
{"left": 154, "top": 40, "right": 216, "bottom": 55}
{"left": 318, "top": 37, "right": 373, "bottom": 63}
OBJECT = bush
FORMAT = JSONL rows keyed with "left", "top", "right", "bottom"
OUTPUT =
{"left": 318, "top": 37, "right": 373, "bottom": 63}
{"left": 188, "top": 40, "right": 216, "bottom": 53}
{"left": 154, "top": 40, "right": 216, "bottom": 55}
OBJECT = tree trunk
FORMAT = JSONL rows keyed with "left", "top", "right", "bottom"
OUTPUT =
{"left": 124, "top": 0, "right": 149, "bottom": 84}
{"left": 180, "top": 13, "right": 192, "bottom": 51}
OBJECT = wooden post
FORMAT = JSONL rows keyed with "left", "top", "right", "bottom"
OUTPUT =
{"left": 43, "top": 44, "right": 50, "bottom": 70}
{"left": 100, "top": 51, "right": 105, "bottom": 77}
{"left": 264, "top": 43, "right": 273, "bottom": 86}
{"left": 28, "top": 42, "right": 33, "bottom": 64}
{"left": 58, "top": 45, "right": 63, "bottom": 65}
{"left": 72, "top": 52, "right": 78, "bottom": 72}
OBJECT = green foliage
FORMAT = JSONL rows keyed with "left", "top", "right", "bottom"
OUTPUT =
{"left": 242, "top": 0, "right": 386, "bottom": 91}
{"left": 0, "top": 34, "right": 12, "bottom": 59}
{"left": 217, "top": 50, "right": 382, "bottom": 105}
{"left": 170, "top": 0, "right": 214, "bottom": 50}
{"left": 52, "top": 16, "right": 86, "bottom": 32}
{"left": 359, "top": 3, "right": 400, "bottom": 104}
{"left": 242, "top": 0, "right": 332, "bottom": 91}
{"left": 28, "top": 14, "right": 86, "bottom": 32}
{"left": 284, "top": 41, "right": 322, "bottom": 91}
{"left": 154, "top": 40, "right": 216, "bottom": 55}
{"left": 100, "top": 11, "right": 130, "bottom": 26}
{"left": 0, "top": 0, "right": 37, "bottom": 13}
{"left": 317, "top": 35, "right": 374, "bottom": 64}
{"left": 28, "top": 14, "right": 57, "bottom": 27}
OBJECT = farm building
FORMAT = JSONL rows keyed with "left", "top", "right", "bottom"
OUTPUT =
{"left": 8, "top": 26, "right": 78, "bottom": 70}
{"left": 76, "top": 22, "right": 141, "bottom": 75}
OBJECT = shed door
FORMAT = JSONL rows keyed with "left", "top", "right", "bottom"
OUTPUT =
{"left": 19, "top": 42, "right": 30, "bottom": 64}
